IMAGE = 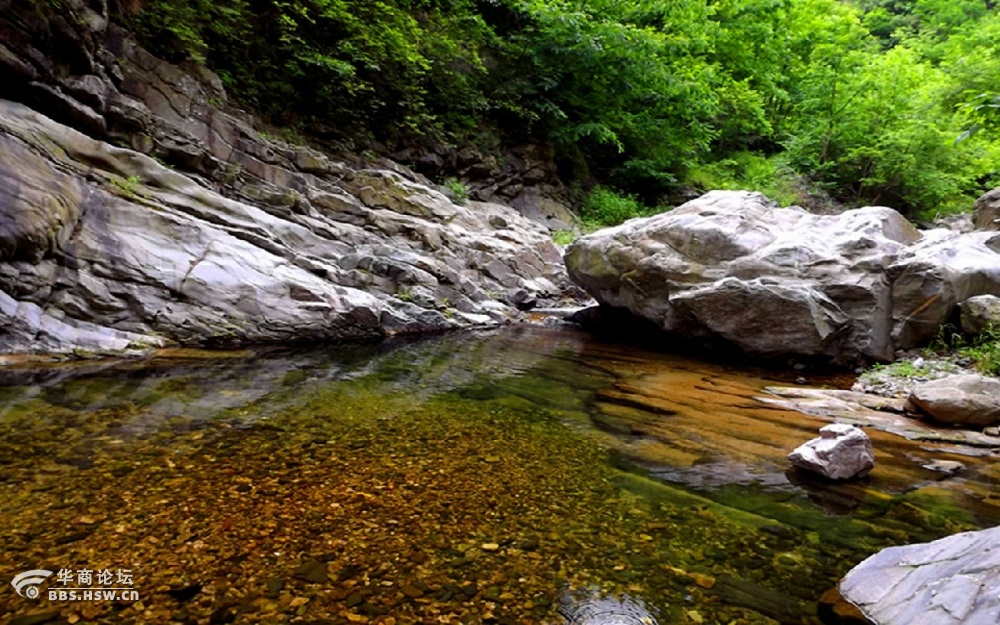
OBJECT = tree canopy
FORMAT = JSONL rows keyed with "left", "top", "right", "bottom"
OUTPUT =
{"left": 121, "top": 0, "right": 1000, "bottom": 219}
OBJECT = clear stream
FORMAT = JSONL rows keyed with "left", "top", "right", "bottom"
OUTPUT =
{"left": 1, "top": 325, "right": 997, "bottom": 625}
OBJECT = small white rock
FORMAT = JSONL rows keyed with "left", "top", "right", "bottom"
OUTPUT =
{"left": 788, "top": 424, "right": 874, "bottom": 480}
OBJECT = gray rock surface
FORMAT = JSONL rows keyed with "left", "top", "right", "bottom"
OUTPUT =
{"left": 788, "top": 423, "right": 874, "bottom": 480}
{"left": 840, "top": 525, "right": 1000, "bottom": 625}
{"left": 565, "top": 190, "right": 1000, "bottom": 363}
{"left": 762, "top": 386, "right": 1000, "bottom": 447}
{"left": 851, "top": 356, "right": 964, "bottom": 399}
{"left": 960, "top": 294, "right": 1000, "bottom": 335}
{"left": 908, "top": 374, "right": 1000, "bottom": 427}
{"left": 0, "top": 98, "right": 578, "bottom": 355}
{"left": 0, "top": 0, "right": 585, "bottom": 356}
{"left": 973, "top": 187, "right": 1000, "bottom": 231}
{"left": 888, "top": 227, "right": 1000, "bottom": 347}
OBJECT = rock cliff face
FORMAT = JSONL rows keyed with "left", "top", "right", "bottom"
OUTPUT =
{"left": 0, "top": 0, "right": 583, "bottom": 355}
{"left": 565, "top": 191, "right": 1000, "bottom": 364}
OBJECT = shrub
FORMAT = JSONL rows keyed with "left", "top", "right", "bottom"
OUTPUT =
{"left": 685, "top": 152, "right": 804, "bottom": 207}
{"left": 580, "top": 186, "right": 654, "bottom": 228}
{"left": 442, "top": 178, "right": 469, "bottom": 205}
{"left": 961, "top": 323, "right": 1000, "bottom": 376}
{"left": 551, "top": 229, "right": 576, "bottom": 245}
{"left": 927, "top": 322, "right": 1000, "bottom": 376}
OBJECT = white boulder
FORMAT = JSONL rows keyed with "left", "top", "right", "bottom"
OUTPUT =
{"left": 788, "top": 423, "right": 874, "bottom": 480}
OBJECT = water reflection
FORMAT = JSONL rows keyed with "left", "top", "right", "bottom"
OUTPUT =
{"left": 0, "top": 325, "right": 995, "bottom": 624}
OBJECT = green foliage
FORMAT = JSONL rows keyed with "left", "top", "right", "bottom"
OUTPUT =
{"left": 927, "top": 322, "right": 1000, "bottom": 376}
{"left": 501, "top": 0, "right": 724, "bottom": 188}
{"left": 780, "top": 15, "right": 998, "bottom": 215}
{"left": 108, "top": 174, "right": 144, "bottom": 198}
{"left": 124, "top": 0, "right": 494, "bottom": 140}
{"left": 869, "top": 360, "right": 933, "bottom": 379}
{"left": 957, "top": 324, "right": 1000, "bottom": 376}
{"left": 122, "top": 0, "right": 251, "bottom": 65}
{"left": 686, "top": 152, "right": 803, "bottom": 207}
{"left": 551, "top": 230, "right": 576, "bottom": 246}
{"left": 117, "top": 0, "right": 1000, "bottom": 219}
{"left": 580, "top": 186, "right": 656, "bottom": 228}
{"left": 957, "top": 93, "right": 1000, "bottom": 143}
{"left": 441, "top": 178, "right": 469, "bottom": 205}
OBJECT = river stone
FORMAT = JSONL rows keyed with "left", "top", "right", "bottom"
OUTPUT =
{"left": 788, "top": 423, "right": 874, "bottom": 480}
{"left": 959, "top": 294, "right": 1000, "bottom": 335}
{"left": 565, "top": 190, "right": 1000, "bottom": 363}
{"left": 908, "top": 374, "right": 1000, "bottom": 427}
{"left": 840, "top": 525, "right": 1000, "bottom": 625}
{"left": 292, "top": 559, "right": 327, "bottom": 584}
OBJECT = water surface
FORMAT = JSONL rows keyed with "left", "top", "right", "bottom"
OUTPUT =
{"left": 1, "top": 326, "right": 996, "bottom": 625}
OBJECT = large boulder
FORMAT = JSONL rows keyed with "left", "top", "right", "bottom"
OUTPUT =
{"left": 788, "top": 423, "right": 874, "bottom": 480}
{"left": 840, "top": 525, "right": 1000, "bottom": 625}
{"left": 565, "top": 190, "right": 1000, "bottom": 363}
{"left": 960, "top": 294, "right": 1000, "bottom": 335}
{"left": 907, "top": 374, "right": 1000, "bottom": 427}
{"left": 887, "top": 228, "right": 1000, "bottom": 347}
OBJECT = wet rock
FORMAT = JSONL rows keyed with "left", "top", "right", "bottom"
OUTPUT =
{"left": 908, "top": 374, "right": 1000, "bottom": 427}
{"left": 851, "top": 356, "right": 962, "bottom": 399}
{"left": 510, "top": 289, "right": 537, "bottom": 311}
{"left": 209, "top": 605, "right": 236, "bottom": 624}
{"left": 817, "top": 586, "right": 872, "bottom": 625}
{"left": 345, "top": 592, "right": 364, "bottom": 608}
{"left": 788, "top": 424, "right": 874, "bottom": 480}
{"left": 264, "top": 577, "right": 284, "bottom": 598}
{"left": 763, "top": 386, "right": 1000, "bottom": 447}
{"left": 482, "top": 585, "right": 503, "bottom": 601}
{"left": 166, "top": 583, "right": 202, "bottom": 602}
{"left": 888, "top": 228, "right": 1000, "bottom": 347}
{"left": 0, "top": 95, "right": 582, "bottom": 355}
{"left": 840, "top": 525, "right": 1000, "bottom": 625}
{"left": 519, "top": 538, "right": 540, "bottom": 551}
{"left": 959, "top": 294, "right": 1000, "bottom": 335}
